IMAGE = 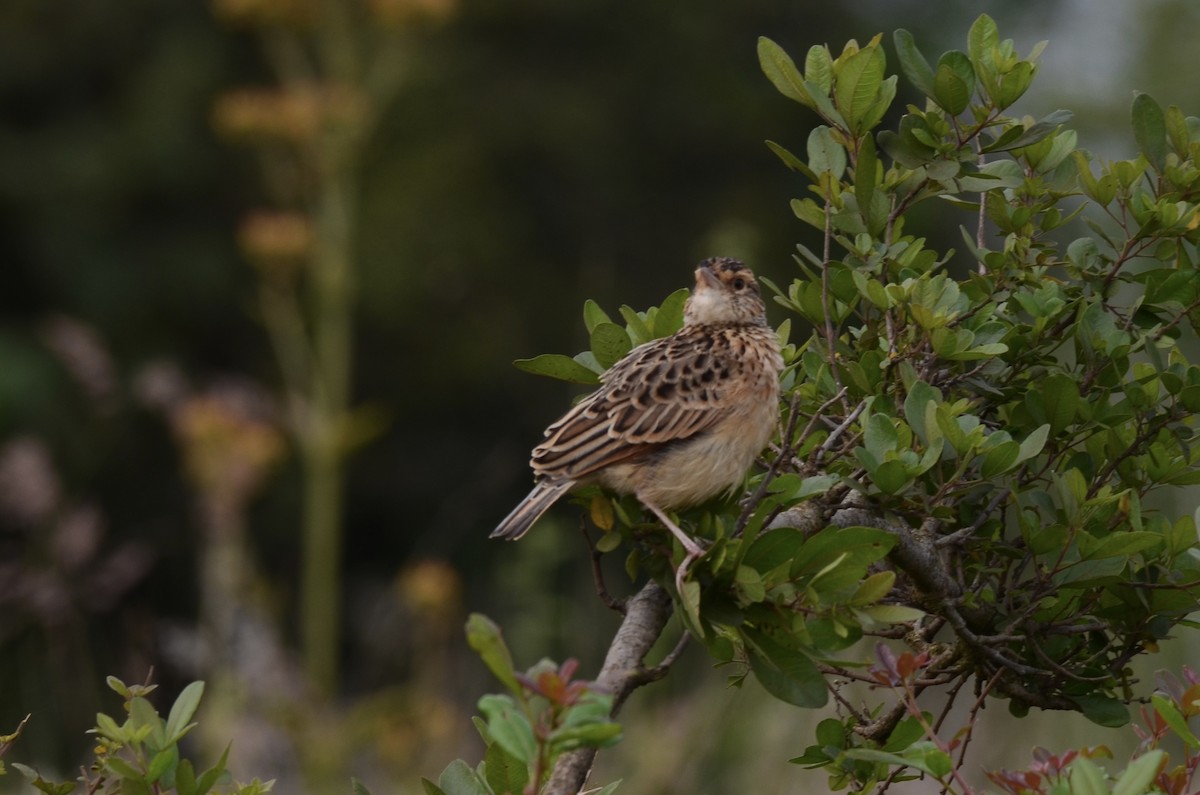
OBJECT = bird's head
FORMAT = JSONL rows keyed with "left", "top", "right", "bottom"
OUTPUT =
{"left": 683, "top": 257, "right": 768, "bottom": 327}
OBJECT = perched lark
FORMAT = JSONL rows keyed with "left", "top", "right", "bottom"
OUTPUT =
{"left": 492, "top": 257, "right": 784, "bottom": 590}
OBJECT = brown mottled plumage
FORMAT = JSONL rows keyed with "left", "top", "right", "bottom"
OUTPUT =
{"left": 491, "top": 257, "right": 783, "bottom": 589}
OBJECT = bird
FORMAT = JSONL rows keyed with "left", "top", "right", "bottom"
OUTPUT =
{"left": 491, "top": 257, "right": 784, "bottom": 592}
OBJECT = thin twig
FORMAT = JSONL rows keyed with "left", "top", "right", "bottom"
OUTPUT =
{"left": 951, "top": 668, "right": 1004, "bottom": 783}
{"left": 975, "top": 138, "right": 988, "bottom": 268}
{"left": 937, "top": 488, "right": 1010, "bottom": 546}
{"left": 636, "top": 633, "right": 691, "bottom": 684}
{"left": 821, "top": 194, "right": 850, "bottom": 412}
{"left": 578, "top": 520, "right": 625, "bottom": 613}
{"left": 814, "top": 397, "right": 868, "bottom": 468}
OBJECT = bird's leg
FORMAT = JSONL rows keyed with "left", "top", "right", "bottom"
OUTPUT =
{"left": 640, "top": 499, "right": 706, "bottom": 594}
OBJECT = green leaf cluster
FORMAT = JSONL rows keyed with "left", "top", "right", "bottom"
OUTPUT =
{"left": 421, "top": 615, "right": 622, "bottom": 795}
{"left": 502, "top": 12, "right": 1200, "bottom": 793}
{"left": 744, "top": 11, "right": 1200, "bottom": 791}
{"left": 6, "top": 677, "right": 271, "bottom": 795}
{"left": 513, "top": 289, "right": 688, "bottom": 384}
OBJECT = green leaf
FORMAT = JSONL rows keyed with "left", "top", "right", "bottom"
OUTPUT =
{"left": 484, "top": 741, "right": 530, "bottom": 795}
{"left": 1074, "top": 694, "right": 1130, "bottom": 728}
{"left": 582, "top": 299, "right": 611, "bottom": 334}
{"left": 984, "top": 109, "right": 1074, "bottom": 152}
{"left": 807, "top": 126, "right": 846, "bottom": 178}
{"left": 351, "top": 778, "right": 373, "bottom": 795}
{"left": 735, "top": 565, "right": 766, "bottom": 603}
{"left": 165, "top": 681, "right": 204, "bottom": 743}
{"left": 862, "top": 75, "right": 897, "bottom": 133}
{"left": 129, "top": 696, "right": 164, "bottom": 747}
{"left": 175, "top": 760, "right": 197, "bottom": 795}
{"left": 653, "top": 289, "right": 689, "bottom": 338}
{"left": 746, "top": 632, "right": 827, "bottom": 708}
{"left": 513, "top": 354, "right": 600, "bottom": 385}
{"left": 590, "top": 322, "right": 632, "bottom": 369}
{"left": 1040, "top": 375, "right": 1080, "bottom": 433}
{"left": 1166, "top": 104, "right": 1192, "bottom": 156}
{"left": 844, "top": 743, "right": 952, "bottom": 779}
{"left": 790, "top": 526, "right": 896, "bottom": 578}
{"left": 967, "top": 14, "right": 999, "bottom": 73}
{"left": 903, "top": 380, "right": 942, "bottom": 447}
{"left": 996, "top": 61, "right": 1034, "bottom": 109}
{"left": 595, "top": 530, "right": 621, "bottom": 553}
{"left": 1069, "top": 757, "right": 1108, "bottom": 795}
{"left": 883, "top": 716, "right": 927, "bottom": 753}
{"left": 1133, "top": 92, "right": 1167, "bottom": 171}
{"left": 907, "top": 742, "right": 953, "bottom": 778}
{"left": 618, "top": 305, "right": 652, "bottom": 344}
{"left": 1015, "top": 424, "right": 1050, "bottom": 467}
{"left": 758, "top": 37, "right": 814, "bottom": 108}
{"left": 104, "top": 756, "right": 143, "bottom": 780}
{"left": 841, "top": 748, "right": 917, "bottom": 772}
{"left": 1113, "top": 750, "right": 1164, "bottom": 795}
{"left": 420, "top": 778, "right": 448, "bottom": 795}
{"left": 465, "top": 614, "right": 521, "bottom": 695}
{"left": 805, "top": 45, "right": 833, "bottom": 94}
{"left": 1151, "top": 694, "right": 1200, "bottom": 748}
{"left": 146, "top": 747, "right": 177, "bottom": 784}
{"left": 94, "top": 712, "right": 124, "bottom": 742}
{"left": 793, "top": 474, "right": 838, "bottom": 500}
{"left": 478, "top": 695, "right": 537, "bottom": 765}
{"left": 766, "top": 140, "right": 812, "bottom": 175}
{"left": 850, "top": 570, "right": 895, "bottom": 605}
{"left": 195, "top": 744, "right": 230, "bottom": 795}
{"left": 106, "top": 676, "right": 132, "bottom": 698}
{"left": 743, "top": 527, "right": 807, "bottom": 571}
{"left": 863, "top": 412, "right": 899, "bottom": 460}
{"left": 835, "top": 44, "right": 886, "bottom": 133}
{"left": 437, "top": 760, "right": 492, "bottom": 795}
{"left": 933, "top": 51, "right": 973, "bottom": 116}
{"left": 548, "top": 721, "right": 623, "bottom": 751}
{"left": 855, "top": 134, "right": 879, "bottom": 231}
{"left": 120, "top": 777, "right": 154, "bottom": 795}
{"left": 892, "top": 30, "right": 935, "bottom": 99}
{"left": 980, "top": 440, "right": 1020, "bottom": 479}
{"left": 791, "top": 197, "right": 826, "bottom": 230}
{"left": 871, "top": 460, "right": 911, "bottom": 495}
{"left": 1085, "top": 531, "right": 1163, "bottom": 560}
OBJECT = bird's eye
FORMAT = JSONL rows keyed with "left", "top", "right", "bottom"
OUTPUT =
{"left": 732, "top": 278, "right": 746, "bottom": 290}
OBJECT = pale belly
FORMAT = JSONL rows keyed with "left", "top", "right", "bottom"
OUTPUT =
{"left": 597, "top": 396, "right": 777, "bottom": 509}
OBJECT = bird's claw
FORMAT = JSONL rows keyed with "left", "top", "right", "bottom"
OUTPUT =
{"left": 673, "top": 539, "right": 707, "bottom": 594}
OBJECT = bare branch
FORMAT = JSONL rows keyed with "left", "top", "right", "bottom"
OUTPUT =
{"left": 579, "top": 520, "right": 625, "bottom": 613}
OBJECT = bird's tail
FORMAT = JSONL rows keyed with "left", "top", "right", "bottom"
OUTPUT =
{"left": 490, "top": 480, "right": 573, "bottom": 540}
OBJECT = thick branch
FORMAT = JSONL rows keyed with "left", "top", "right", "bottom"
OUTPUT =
{"left": 770, "top": 502, "right": 987, "bottom": 626}
{"left": 544, "top": 581, "right": 675, "bottom": 794}
{"left": 768, "top": 498, "right": 1083, "bottom": 712}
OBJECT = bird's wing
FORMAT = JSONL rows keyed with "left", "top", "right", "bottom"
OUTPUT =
{"left": 531, "top": 329, "right": 741, "bottom": 479}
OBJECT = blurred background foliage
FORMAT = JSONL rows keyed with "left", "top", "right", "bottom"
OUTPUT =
{"left": 2, "top": 1, "right": 1200, "bottom": 793}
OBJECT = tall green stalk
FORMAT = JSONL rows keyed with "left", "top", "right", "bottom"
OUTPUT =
{"left": 300, "top": 169, "right": 356, "bottom": 695}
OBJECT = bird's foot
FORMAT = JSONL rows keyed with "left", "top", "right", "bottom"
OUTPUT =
{"left": 674, "top": 546, "right": 705, "bottom": 595}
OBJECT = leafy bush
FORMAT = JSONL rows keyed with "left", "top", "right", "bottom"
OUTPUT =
{"left": 1, "top": 677, "right": 272, "bottom": 795}
{"left": 487, "top": 12, "right": 1200, "bottom": 795}
{"left": 419, "top": 615, "right": 622, "bottom": 795}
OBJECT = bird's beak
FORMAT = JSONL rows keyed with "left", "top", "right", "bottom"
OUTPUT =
{"left": 695, "top": 264, "right": 721, "bottom": 290}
